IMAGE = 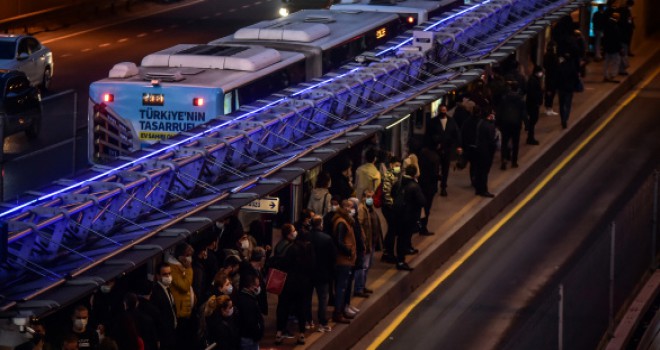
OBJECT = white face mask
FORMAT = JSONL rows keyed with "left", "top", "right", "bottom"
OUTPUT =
{"left": 536, "top": 72, "right": 544, "bottom": 78}
{"left": 291, "top": 231, "right": 298, "bottom": 240}
{"left": 349, "top": 209, "right": 356, "bottom": 216}
{"left": 392, "top": 166, "right": 401, "bottom": 174}
{"left": 223, "top": 284, "right": 233, "bottom": 295}
{"left": 254, "top": 286, "right": 261, "bottom": 295}
{"left": 331, "top": 205, "right": 339, "bottom": 212}
{"left": 161, "top": 276, "right": 173, "bottom": 286}
{"left": 182, "top": 256, "right": 192, "bottom": 265}
{"left": 240, "top": 240, "right": 249, "bottom": 250}
{"left": 74, "top": 318, "right": 88, "bottom": 330}
{"left": 100, "top": 285, "right": 112, "bottom": 294}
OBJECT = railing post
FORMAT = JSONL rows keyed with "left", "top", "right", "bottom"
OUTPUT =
{"left": 609, "top": 222, "right": 616, "bottom": 337}
{"left": 558, "top": 283, "right": 564, "bottom": 350}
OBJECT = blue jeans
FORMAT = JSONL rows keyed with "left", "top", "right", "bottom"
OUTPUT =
{"left": 604, "top": 52, "right": 621, "bottom": 80}
{"left": 354, "top": 252, "right": 372, "bottom": 293}
{"left": 334, "top": 265, "right": 352, "bottom": 313}
{"left": 240, "top": 337, "right": 259, "bottom": 350}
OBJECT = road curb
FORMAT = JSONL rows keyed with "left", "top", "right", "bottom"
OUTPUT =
{"left": 309, "top": 46, "right": 660, "bottom": 350}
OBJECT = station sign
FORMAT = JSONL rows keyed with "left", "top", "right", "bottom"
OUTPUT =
{"left": 241, "top": 197, "right": 280, "bottom": 214}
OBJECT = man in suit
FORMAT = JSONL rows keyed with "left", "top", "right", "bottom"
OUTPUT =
{"left": 427, "top": 105, "right": 462, "bottom": 197}
{"left": 150, "top": 263, "right": 177, "bottom": 350}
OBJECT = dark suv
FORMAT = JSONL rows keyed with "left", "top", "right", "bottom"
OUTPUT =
{"left": 0, "top": 71, "right": 42, "bottom": 146}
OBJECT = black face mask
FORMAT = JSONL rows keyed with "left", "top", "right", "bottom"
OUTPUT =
{"left": 439, "top": 112, "right": 447, "bottom": 118}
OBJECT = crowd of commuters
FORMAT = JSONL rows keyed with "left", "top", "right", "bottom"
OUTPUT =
{"left": 16, "top": 4, "right": 639, "bottom": 349}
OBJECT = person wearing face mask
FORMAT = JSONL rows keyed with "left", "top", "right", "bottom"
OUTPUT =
{"left": 236, "top": 234, "right": 257, "bottom": 261}
{"left": 205, "top": 295, "right": 240, "bottom": 350}
{"left": 273, "top": 224, "right": 308, "bottom": 346}
{"left": 239, "top": 247, "right": 269, "bottom": 315}
{"left": 331, "top": 203, "right": 356, "bottom": 324}
{"left": 212, "top": 271, "right": 234, "bottom": 300}
{"left": 166, "top": 243, "right": 195, "bottom": 349}
{"left": 354, "top": 149, "right": 381, "bottom": 205}
{"left": 355, "top": 190, "right": 379, "bottom": 297}
{"left": 89, "top": 279, "right": 123, "bottom": 344}
{"left": 322, "top": 197, "right": 341, "bottom": 236}
{"left": 65, "top": 305, "right": 99, "bottom": 350}
{"left": 237, "top": 273, "right": 265, "bottom": 350}
{"left": 391, "top": 165, "right": 426, "bottom": 271}
{"left": 526, "top": 66, "right": 544, "bottom": 145}
{"left": 380, "top": 156, "right": 401, "bottom": 263}
{"left": 150, "top": 263, "right": 177, "bottom": 350}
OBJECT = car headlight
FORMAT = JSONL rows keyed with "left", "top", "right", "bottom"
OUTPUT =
{"left": 279, "top": 8, "right": 289, "bottom": 17}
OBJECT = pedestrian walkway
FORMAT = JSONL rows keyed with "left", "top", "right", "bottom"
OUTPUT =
{"left": 259, "top": 35, "right": 660, "bottom": 350}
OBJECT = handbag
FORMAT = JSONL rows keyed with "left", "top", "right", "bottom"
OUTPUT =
{"left": 266, "top": 268, "right": 287, "bottom": 295}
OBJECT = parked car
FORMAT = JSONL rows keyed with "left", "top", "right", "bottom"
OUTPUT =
{"left": 0, "top": 34, "right": 53, "bottom": 90}
{"left": 0, "top": 71, "right": 42, "bottom": 145}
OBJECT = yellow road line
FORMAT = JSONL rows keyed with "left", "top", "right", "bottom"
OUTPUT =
{"left": 368, "top": 66, "right": 660, "bottom": 350}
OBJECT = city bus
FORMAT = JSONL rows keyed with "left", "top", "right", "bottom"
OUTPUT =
{"left": 89, "top": 44, "right": 307, "bottom": 162}
{"left": 209, "top": 9, "right": 404, "bottom": 77}
{"left": 90, "top": 10, "right": 404, "bottom": 162}
{"left": 330, "top": 0, "right": 464, "bottom": 29}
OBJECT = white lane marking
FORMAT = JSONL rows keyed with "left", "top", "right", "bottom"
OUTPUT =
{"left": 214, "top": 12, "right": 222, "bottom": 16}
{"left": 118, "top": 38, "right": 129, "bottom": 43}
{"left": 81, "top": 48, "right": 92, "bottom": 52}
{"left": 201, "top": 15, "right": 209, "bottom": 20}
{"left": 41, "top": 0, "right": 206, "bottom": 44}
{"left": 137, "top": 33, "right": 148, "bottom": 38}
{"left": 242, "top": 5, "right": 250, "bottom": 8}
{"left": 170, "top": 24, "right": 179, "bottom": 29}
{"left": 60, "top": 53, "right": 72, "bottom": 58}
{"left": 99, "top": 43, "right": 111, "bottom": 48}
{"left": 255, "top": 1, "right": 262, "bottom": 4}
{"left": 229, "top": 8, "right": 236, "bottom": 12}
{"left": 153, "top": 28, "right": 163, "bottom": 33}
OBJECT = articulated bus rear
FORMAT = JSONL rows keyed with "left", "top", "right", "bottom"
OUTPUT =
{"left": 88, "top": 44, "right": 306, "bottom": 163}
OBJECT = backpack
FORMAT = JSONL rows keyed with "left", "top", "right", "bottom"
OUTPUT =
{"left": 373, "top": 182, "right": 384, "bottom": 208}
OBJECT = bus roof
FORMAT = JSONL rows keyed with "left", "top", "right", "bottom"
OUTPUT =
{"left": 332, "top": 0, "right": 444, "bottom": 13}
{"left": 330, "top": 0, "right": 460, "bottom": 22}
{"left": 211, "top": 9, "right": 400, "bottom": 51}
{"left": 97, "top": 44, "right": 306, "bottom": 92}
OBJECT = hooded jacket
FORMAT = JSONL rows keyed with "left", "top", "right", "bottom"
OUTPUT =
{"left": 307, "top": 187, "right": 332, "bottom": 216}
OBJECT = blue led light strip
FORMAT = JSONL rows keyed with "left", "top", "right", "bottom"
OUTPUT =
{"left": 375, "top": 0, "right": 492, "bottom": 57}
{"left": 0, "top": 68, "right": 363, "bottom": 220}
{"left": 0, "top": 0, "right": 553, "bottom": 220}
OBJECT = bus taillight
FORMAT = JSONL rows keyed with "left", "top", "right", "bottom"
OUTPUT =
{"left": 193, "top": 97, "right": 204, "bottom": 107}
{"left": 103, "top": 93, "right": 114, "bottom": 103}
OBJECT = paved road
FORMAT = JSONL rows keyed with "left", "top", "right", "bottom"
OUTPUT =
{"left": 0, "top": 0, "right": 281, "bottom": 199}
{"left": 377, "top": 73, "right": 660, "bottom": 349}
